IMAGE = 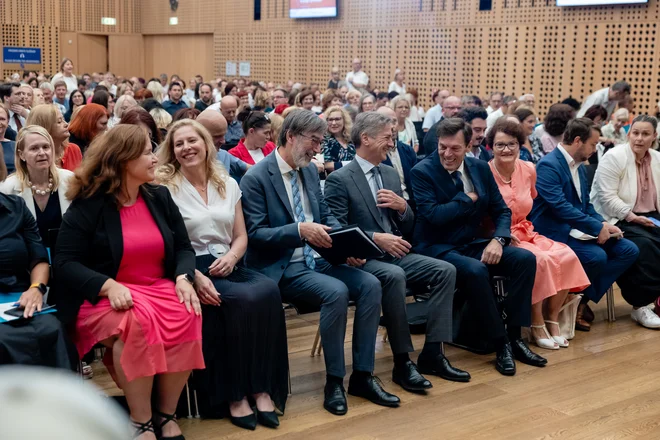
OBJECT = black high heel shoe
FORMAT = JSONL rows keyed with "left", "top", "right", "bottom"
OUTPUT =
{"left": 131, "top": 418, "right": 155, "bottom": 439}
{"left": 256, "top": 409, "right": 280, "bottom": 428}
{"left": 230, "top": 413, "right": 257, "bottom": 431}
{"left": 154, "top": 411, "right": 185, "bottom": 440}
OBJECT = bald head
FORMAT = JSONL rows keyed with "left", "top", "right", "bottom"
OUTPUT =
{"left": 442, "top": 96, "right": 462, "bottom": 118}
{"left": 197, "top": 109, "right": 228, "bottom": 151}
{"left": 220, "top": 95, "right": 238, "bottom": 123}
{"left": 376, "top": 106, "right": 397, "bottom": 122}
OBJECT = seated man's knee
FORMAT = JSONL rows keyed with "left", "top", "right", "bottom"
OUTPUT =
{"left": 323, "top": 281, "right": 350, "bottom": 310}
{"left": 461, "top": 259, "right": 489, "bottom": 280}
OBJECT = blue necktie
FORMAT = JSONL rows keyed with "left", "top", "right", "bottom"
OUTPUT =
{"left": 451, "top": 170, "right": 464, "bottom": 193}
{"left": 289, "top": 170, "right": 316, "bottom": 270}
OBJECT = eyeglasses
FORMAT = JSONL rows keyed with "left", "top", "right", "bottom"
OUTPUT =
{"left": 298, "top": 133, "right": 322, "bottom": 146}
{"left": 327, "top": 117, "right": 343, "bottom": 123}
{"left": 493, "top": 141, "right": 520, "bottom": 151}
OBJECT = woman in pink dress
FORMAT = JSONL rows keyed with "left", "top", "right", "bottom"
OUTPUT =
{"left": 487, "top": 119, "right": 590, "bottom": 351}
{"left": 54, "top": 125, "right": 204, "bottom": 440}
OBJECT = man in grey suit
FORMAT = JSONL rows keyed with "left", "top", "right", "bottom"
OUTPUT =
{"left": 325, "top": 112, "right": 471, "bottom": 389}
{"left": 240, "top": 109, "right": 400, "bottom": 417}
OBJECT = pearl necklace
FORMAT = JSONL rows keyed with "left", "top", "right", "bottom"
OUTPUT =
{"left": 28, "top": 176, "right": 54, "bottom": 196}
{"left": 492, "top": 163, "right": 513, "bottom": 184}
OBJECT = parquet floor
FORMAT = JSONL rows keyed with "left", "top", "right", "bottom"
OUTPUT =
{"left": 91, "top": 288, "right": 660, "bottom": 439}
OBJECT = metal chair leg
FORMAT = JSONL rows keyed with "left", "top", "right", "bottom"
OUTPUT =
{"left": 185, "top": 381, "right": 192, "bottom": 419}
{"left": 607, "top": 286, "right": 616, "bottom": 322}
{"left": 288, "top": 368, "right": 292, "bottom": 396}
{"left": 311, "top": 326, "right": 321, "bottom": 356}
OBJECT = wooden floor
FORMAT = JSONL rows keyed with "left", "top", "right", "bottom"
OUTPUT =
{"left": 91, "top": 289, "right": 660, "bottom": 439}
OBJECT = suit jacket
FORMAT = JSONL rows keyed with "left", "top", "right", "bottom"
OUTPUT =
{"left": 240, "top": 151, "right": 341, "bottom": 282}
{"left": 53, "top": 184, "right": 195, "bottom": 324}
{"left": 0, "top": 168, "right": 74, "bottom": 219}
{"left": 529, "top": 147, "right": 604, "bottom": 243}
{"left": 228, "top": 140, "right": 276, "bottom": 165}
{"left": 590, "top": 143, "right": 660, "bottom": 225}
{"left": 325, "top": 159, "right": 415, "bottom": 241}
{"left": 411, "top": 153, "right": 512, "bottom": 257}
{"left": 382, "top": 141, "right": 418, "bottom": 210}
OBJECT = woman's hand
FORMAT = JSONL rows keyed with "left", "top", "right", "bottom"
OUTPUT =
{"left": 631, "top": 215, "right": 657, "bottom": 228}
{"left": 18, "top": 287, "right": 44, "bottom": 318}
{"left": 194, "top": 271, "right": 221, "bottom": 306}
{"left": 105, "top": 281, "right": 133, "bottom": 311}
{"left": 176, "top": 279, "right": 201, "bottom": 315}
{"left": 208, "top": 254, "right": 238, "bottom": 278}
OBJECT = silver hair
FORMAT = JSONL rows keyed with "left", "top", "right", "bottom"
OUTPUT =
{"left": 351, "top": 112, "right": 394, "bottom": 148}
{"left": 277, "top": 109, "right": 327, "bottom": 147}
{"left": 39, "top": 82, "right": 54, "bottom": 91}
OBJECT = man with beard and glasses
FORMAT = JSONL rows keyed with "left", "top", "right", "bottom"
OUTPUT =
{"left": 458, "top": 107, "right": 491, "bottom": 161}
{"left": 530, "top": 118, "right": 639, "bottom": 332}
{"left": 240, "top": 109, "right": 399, "bottom": 417}
{"left": 194, "top": 83, "right": 214, "bottom": 112}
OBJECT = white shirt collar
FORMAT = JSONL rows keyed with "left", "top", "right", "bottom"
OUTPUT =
{"left": 457, "top": 160, "right": 466, "bottom": 176}
{"left": 355, "top": 154, "right": 376, "bottom": 175}
{"left": 275, "top": 148, "right": 295, "bottom": 175}
{"left": 556, "top": 143, "right": 579, "bottom": 169}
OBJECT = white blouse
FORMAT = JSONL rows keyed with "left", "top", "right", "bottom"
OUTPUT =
{"left": 168, "top": 174, "right": 242, "bottom": 256}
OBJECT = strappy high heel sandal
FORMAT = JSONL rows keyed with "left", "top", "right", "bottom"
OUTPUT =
{"left": 131, "top": 419, "right": 155, "bottom": 439}
{"left": 545, "top": 320, "right": 569, "bottom": 348}
{"left": 530, "top": 324, "right": 559, "bottom": 350}
{"left": 154, "top": 411, "right": 185, "bottom": 440}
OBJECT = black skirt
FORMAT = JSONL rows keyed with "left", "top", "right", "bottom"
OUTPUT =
{"left": 0, "top": 314, "right": 75, "bottom": 369}
{"left": 192, "top": 254, "right": 289, "bottom": 417}
{"left": 617, "top": 212, "right": 660, "bottom": 307}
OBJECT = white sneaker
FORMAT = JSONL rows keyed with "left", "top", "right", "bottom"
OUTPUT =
{"left": 631, "top": 307, "right": 660, "bottom": 329}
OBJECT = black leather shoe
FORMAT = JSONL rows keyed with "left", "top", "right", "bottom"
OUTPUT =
{"left": 348, "top": 374, "right": 400, "bottom": 408}
{"left": 323, "top": 381, "right": 348, "bottom": 415}
{"left": 256, "top": 410, "right": 280, "bottom": 428}
{"left": 230, "top": 413, "right": 257, "bottom": 431}
{"left": 495, "top": 343, "right": 516, "bottom": 376}
{"left": 418, "top": 353, "right": 471, "bottom": 383}
{"left": 392, "top": 360, "right": 433, "bottom": 392}
{"left": 511, "top": 338, "right": 548, "bottom": 367}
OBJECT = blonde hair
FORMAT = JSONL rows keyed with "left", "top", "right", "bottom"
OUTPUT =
{"left": 114, "top": 95, "right": 138, "bottom": 119}
{"left": 156, "top": 119, "right": 228, "bottom": 199}
{"left": 389, "top": 95, "right": 411, "bottom": 111}
{"left": 26, "top": 104, "right": 69, "bottom": 157}
{"left": 269, "top": 113, "right": 284, "bottom": 144}
{"left": 149, "top": 108, "right": 172, "bottom": 130}
{"left": 322, "top": 105, "right": 352, "bottom": 142}
{"left": 15, "top": 125, "right": 61, "bottom": 191}
{"left": 146, "top": 81, "right": 164, "bottom": 103}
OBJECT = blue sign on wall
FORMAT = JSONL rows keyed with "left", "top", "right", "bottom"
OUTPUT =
{"left": 3, "top": 47, "right": 42, "bottom": 65}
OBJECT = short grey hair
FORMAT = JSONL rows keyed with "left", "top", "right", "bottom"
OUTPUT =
{"left": 278, "top": 109, "right": 327, "bottom": 147}
{"left": 351, "top": 112, "right": 394, "bottom": 148}
{"left": 39, "top": 82, "right": 54, "bottom": 92}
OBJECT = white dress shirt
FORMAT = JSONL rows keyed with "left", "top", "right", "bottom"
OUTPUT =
{"left": 274, "top": 148, "right": 319, "bottom": 262}
{"left": 167, "top": 174, "right": 241, "bottom": 256}
{"left": 455, "top": 160, "right": 474, "bottom": 194}
{"left": 388, "top": 82, "right": 406, "bottom": 95}
{"left": 486, "top": 108, "right": 503, "bottom": 130}
{"left": 387, "top": 148, "right": 409, "bottom": 200}
{"left": 8, "top": 109, "right": 27, "bottom": 133}
{"left": 556, "top": 143, "right": 582, "bottom": 202}
{"left": 345, "top": 70, "right": 369, "bottom": 90}
{"left": 577, "top": 87, "right": 616, "bottom": 119}
{"left": 355, "top": 155, "right": 396, "bottom": 235}
{"left": 422, "top": 104, "right": 443, "bottom": 130}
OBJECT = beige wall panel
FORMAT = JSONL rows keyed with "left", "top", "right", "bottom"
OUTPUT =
{"left": 77, "top": 34, "right": 108, "bottom": 74}
{"left": 60, "top": 32, "right": 79, "bottom": 70}
{"left": 108, "top": 34, "right": 144, "bottom": 77}
{"left": 143, "top": 34, "right": 213, "bottom": 83}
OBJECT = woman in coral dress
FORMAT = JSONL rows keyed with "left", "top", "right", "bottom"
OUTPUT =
{"left": 487, "top": 119, "right": 590, "bottom": 351}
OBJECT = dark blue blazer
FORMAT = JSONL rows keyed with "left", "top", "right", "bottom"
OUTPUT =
{"left": 529, "top": 147, "right": 604, "bottom": 243}
{"left": 239, "top": 151, "right": 341, "bottom": 282}
{"left": 382, "top": 141, "right": 418, "bottom": 210}
{"left": 411, "top": 153, "right": 512, "bottom": 257}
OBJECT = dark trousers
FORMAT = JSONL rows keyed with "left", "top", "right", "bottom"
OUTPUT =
{"left": 279, "top": 259, "right": 382, "bottom": 378}
{"left": 567, "top": 237, "right": 639, "bottom": 303}
{"left": 618, "top": 215, "right": 660, "bottom": 307}
{"left": 439, "top": 242, "right": 536, "bottom": 342}
{"left": 362, "top": 253, "right": 456, "bottom": 354}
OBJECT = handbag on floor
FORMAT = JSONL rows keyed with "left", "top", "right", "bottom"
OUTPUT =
{"left": 558, "top": 294, "right": 583, "bottom": 340}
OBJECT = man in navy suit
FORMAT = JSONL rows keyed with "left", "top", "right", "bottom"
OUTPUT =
{"left": 240, "top": 109, "right": 399, "bottom": 416}
{"left": 530, "top": 118, "right": 639, "bottom": 331}
{"left": 411, "top": 118, "right": 546, "bottom": 376}
{"left": 458, "top": 107, "right": 492, "bottom": 162}
{"left": 377, "top": 106, "right": 418, "bottom": 212}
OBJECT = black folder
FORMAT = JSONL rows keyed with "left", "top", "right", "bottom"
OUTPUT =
{"left": 307, "top": 225, "right": 384, "bottom": 265}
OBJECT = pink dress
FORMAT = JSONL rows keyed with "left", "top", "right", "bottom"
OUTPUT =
{"left": 74, "top": 196, "right": 204, "bottom": 382}
{"left": 490, "top": 160, "right": 590, "bottom": 304}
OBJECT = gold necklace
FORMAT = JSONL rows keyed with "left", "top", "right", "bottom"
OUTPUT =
{"left": 493, "top": 162, "right": 513, "bottom": 184}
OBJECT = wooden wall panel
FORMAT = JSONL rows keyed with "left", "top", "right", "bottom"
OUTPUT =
{"left": 108, "top": 34, "right": 143, "bottom": 77}
{"left": 143, "top": 34, "right": 213, "bottom": 84}
{"left": 77, "top": 34, "right": 108, "bottom": 74}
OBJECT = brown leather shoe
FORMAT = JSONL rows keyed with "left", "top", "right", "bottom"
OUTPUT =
{"left": 582, "top": 303, "right": 595, "bottom": 322}
{"left": 576, "top": 304, "right": 592, "bottom": 332}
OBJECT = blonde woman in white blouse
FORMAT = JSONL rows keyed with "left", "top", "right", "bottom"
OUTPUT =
{"left": 389, "top": 95, "right": 419, "bottom": 153}
{"left": 156, "top": 120, "right": 288, "bottom": 430}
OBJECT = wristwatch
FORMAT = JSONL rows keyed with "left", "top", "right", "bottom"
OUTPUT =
{"left": 176, "top": 274, "right": 194, "bottom": 285}
{"left": 494, "top": 237, "right": 507, "bottom": 247}
{"left": 30, "top": 283, "right": 48, "bottom": 295}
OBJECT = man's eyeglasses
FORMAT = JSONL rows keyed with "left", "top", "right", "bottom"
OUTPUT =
{"left": 493, "top": 141, "right": 520, "bottom": 151}
{"left": 298, "top": 133, "right": 322, "bottom": 146}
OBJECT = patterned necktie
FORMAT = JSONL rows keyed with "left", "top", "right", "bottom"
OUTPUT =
{"left": 371, "top": 166, "right": 393, "bottom": 234}
{"left": 451, "top": 170, "right": 464, "bottom": 193}
{"left": 14, "top": 114, "right": 23, "bottom": 131}
{"left": 289, "top": 170, "right": 316, "bottom": 270}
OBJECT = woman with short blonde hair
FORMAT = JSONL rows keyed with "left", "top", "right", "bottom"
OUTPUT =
{"left": 389, "top": 95, "right": 419, "bottom": 152}
{"left": 321, "top": 105, "right": 355, "bottom": 173}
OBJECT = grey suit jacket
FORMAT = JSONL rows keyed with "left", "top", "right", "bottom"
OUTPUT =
{"left": 324, "top": 159, "right": 415, "bottom": 239}
{"left": 239, "top": 151, "right": 341, "bottom": 282}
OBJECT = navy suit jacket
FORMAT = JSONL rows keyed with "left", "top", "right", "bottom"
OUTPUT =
{"left": 382, "top": 141, "right": 418, "bottom": 210}
{"left": 411, "top": 153, "right": 512, "bottom": 257}
{"left": 529, "top": 147, "right": 604, "bottom": 243}
{"left": 239, "top": 151, "right": 341, "bottom": 282}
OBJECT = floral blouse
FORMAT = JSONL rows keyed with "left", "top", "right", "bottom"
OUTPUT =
{"left": 321, "top": 133, "right": 356, "bottom": 171}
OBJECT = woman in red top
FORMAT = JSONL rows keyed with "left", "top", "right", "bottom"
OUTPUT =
{"left": 27, "top": 104, "right": 83, "bottom": 171}
{"left": 228, "top": 109, "right": 275, "bottom": 165}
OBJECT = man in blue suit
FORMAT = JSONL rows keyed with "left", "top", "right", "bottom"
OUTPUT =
{"left": 411, "top": 118, "right": 546, "bottom": 376}
{"left": 530, "top": 118, "right": 639, "bottom": 331}
{"left": 240, "top": 109, "right": 399, "bottom": 416}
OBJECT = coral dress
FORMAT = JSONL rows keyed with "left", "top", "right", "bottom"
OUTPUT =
{"left": 74, "top": 196, "right": 204, "bottom": 382}
{"left": 490, "top": 159, "right": 590, "bottom": 304}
